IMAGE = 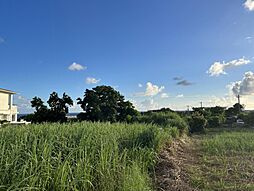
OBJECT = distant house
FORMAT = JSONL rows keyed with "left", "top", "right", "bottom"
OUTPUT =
{"left": 0, "top": 88, "right": 18, "bottom": 122}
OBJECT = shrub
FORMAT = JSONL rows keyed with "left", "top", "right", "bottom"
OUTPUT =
{"left": 207, "top": 116, "right": 220, "bottom": 128}
{"left": 188, "top": 113, "right": 207, "bottom": 133}
{"left": 207, "top": 116, "right": 225, "bottom": 128}
{"left": 19, "top": 114, "right": 34, "bottom": 122}
{"left": 0, "top": 120, "right": 8, "bottom": 124}
{"left": 138, "top": 112, "right": 188, "bottom": 134}
{"left": 239, "top": 111, "right": 254, "bottom": 127}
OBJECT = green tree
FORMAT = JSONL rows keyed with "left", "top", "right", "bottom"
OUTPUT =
{"left": 205, "top": 106, "right": 226, "bottom": 128}
{"left": 188, "top": 112, "right": 207, "bottom": 133}
{"left": 239, "top": 111, "right": 254, "bottom": 126}
{"left": 77, "top": 85, "right": 138, "bottom": 122}
{"left": 47, "top": 92, "right": 73, "bottom": 113}
{"left": 225, "top": 103, "right": 244, "bottom": 117}
{"left": 30, "top": 92, "right": 73, "bottom": 123}
{"left": 208, "top": 106, "right": 225, "bottom": 116}
{"left": 31, "top": 97, "right": 47, "bottom": 111}
{"left": 233, "top": 103, "right": 244, "bottom": 113}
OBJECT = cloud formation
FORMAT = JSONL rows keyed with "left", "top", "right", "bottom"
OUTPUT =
{"left": 161, "top": 93, "right": 169, "bottom": 98}
{"left": 176, "top": 80, "right": 193, "bottom": 86}
{"left": 68, "top": 62, "right": 86, "bottom": 71}
{"left": 229, "top": 71, "right": 254, "bottom": 96}
{"left": 86, "top": 77, "right": 100, "bottom": 84}
{"left": 246, "top": 36, "right": 253, "bottom": 40}
{"left": 173, "top": 77, "right": 183, "bottom": 81}
{"left": 245, "top": 36, "right": 253, "bottom": 43}
{"left": 244, "top": 0, "right": 254, "bottom": 11}
{"left": 176, "top": 94, "right": 184, "bottom": 98}
{"left": 173, "top": 77, "right": 193, "bottom": 86}
{"left": 144, "top": 82, "right": 165, "bottom": 96}
{"left": 139, "top": 99, "right": 159, "bottom": 111}
{"left": 138, "top": 83, "right": 143, "bottom": 88}
{"left": 0, "top": 37, "right": 4, "bottom": 44}
{"left": 14, "top": 95, "right": 33, "bottom": 113}
{"left": 207, "top": 58, "right": 251, "bottom": 76}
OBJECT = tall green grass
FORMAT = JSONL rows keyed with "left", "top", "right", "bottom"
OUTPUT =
{"left": 0, "top": 122, "right": 177, "bottom": 191}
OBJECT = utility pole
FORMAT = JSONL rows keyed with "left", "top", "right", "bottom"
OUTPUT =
{"left": 186, "top": 105, "right": 190, "bottom": 115}
{"left": 237, "top": 95, "right": 240, "bottom": 105}
{"left": 237, "top": 94, "right": 241, "bottom": 113}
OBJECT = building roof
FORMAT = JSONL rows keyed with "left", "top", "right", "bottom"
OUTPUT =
{"left": 0, "top": 88, "right": 16, "bottom": 94}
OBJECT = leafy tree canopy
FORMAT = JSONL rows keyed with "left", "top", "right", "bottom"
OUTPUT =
{"left": 31, "top": 97, "right": 47, "bottom": 112}
{"left": 225, "top": 103, "right": 245, "bottom": 117}
{"left": 30, "top": 92, "right": 73, "bottom": 123}
{"left": 77, "top": 85, "right": 138, "bottom": 122}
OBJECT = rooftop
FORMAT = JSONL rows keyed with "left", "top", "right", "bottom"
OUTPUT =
{"left": 0, "top": 88, "right": 16, "bottom": 94}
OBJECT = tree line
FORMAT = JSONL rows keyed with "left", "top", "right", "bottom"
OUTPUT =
{"left": 25, "top": 85, "right": 139, "bottom": 123}
{"left": 23, "top": 85, "right": 253, "bottom": 133}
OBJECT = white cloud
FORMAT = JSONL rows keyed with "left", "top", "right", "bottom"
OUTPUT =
{"left": 205, "top": 94, "right": 254, "bottom": 110}
{"left": 69, "top": 101, "right": 82, "bottom": 112}
{"left": 0, "top": 37, "right": 4, "bottom": 44}
{"left": 68, "top": 62, "right": 86, "bottom": 71}
{"left": 139, "top": 99, "right": 159, "bottom": 111}
{"left": 14, "top": 95, "right": 33, "bottom": 114}
{"left": 133, "top": 82, "right": 165, "bottom": 97}
{"left": 161, "top": 93, "right": 169, "bottom": 98}
{"left": 176, "top": 94, "right": 184, "bottom": 98}
{"left": 229, "top": 71, "right": 254, "bottom": 96}
{"left": 206, "top": 95, "right": 235, "bottom": 108}
{"left": 86, "top": 77, "right": 100, "bottom": 84}
{"left": 138, "top": 83, "right": 143, "bottom": 88}
{"left": 144, "top": 82, "right": 164, "bottom": 96}
{"left": 244, "top": 0, "right": 254, "bottom": 11}
{"left": 245, "top": 36, "right": 253, "bottom": 43}
{"left": 207, "top": 58, "right": 251, "bottom": 76}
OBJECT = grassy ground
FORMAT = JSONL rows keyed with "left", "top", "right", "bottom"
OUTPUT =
{"left": 189, "top": 128, "right": 254, "bottom": 191}
{"left": 0, "top": 122, "right": 179, "bottom": 191}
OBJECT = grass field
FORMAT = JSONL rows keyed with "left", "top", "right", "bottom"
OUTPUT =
{"left": 190, "top": 128, "right": 254, "bottom": 191}
{"left": 0, "top": 122, "right": 179, "bottom": 191}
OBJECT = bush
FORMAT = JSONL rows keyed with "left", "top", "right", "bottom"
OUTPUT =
{"left": 188, "top": 113, "right": 207, "bottom": 133}
{"left": 19, "top": 114, "right": 34, "bottom": 122}
{"left": 138, "top": 112, "right": 188, "bottom": 134}
{"left": 0, "top": 120, "right": 8, "bottom": 125}
{"left": 207, "top": 116, "right": 220, "bottom": 128}
{"left": 239, "top": 111, "right": 254, "bottom": 127}
{"left": 207, "top": 116, "right": 225, "bottom": 128}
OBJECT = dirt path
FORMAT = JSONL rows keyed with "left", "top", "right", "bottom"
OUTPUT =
{"left": 154, "top": 135, "right": 201, "bottom": 191}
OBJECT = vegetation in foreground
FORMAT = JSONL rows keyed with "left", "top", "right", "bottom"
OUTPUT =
{"left": 10, "top": 84, "right": 254, "bottom": 190}
{"left": 0, "top": 121, "right": 185, "bottom": 191}
{"left": 189, "top": 128, "right": 254, "bottom": 191}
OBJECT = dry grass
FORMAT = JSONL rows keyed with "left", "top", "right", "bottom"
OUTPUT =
{"left": 189, "top": 128, "right": 254, "bottom": 191}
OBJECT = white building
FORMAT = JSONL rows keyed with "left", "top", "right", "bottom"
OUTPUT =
{"left": 0, "top": 88, "right": 18, "bottom": 122}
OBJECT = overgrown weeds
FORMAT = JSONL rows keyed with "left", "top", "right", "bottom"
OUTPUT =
{"left": 0, "top": 122, "right": 178, "bottom": 191}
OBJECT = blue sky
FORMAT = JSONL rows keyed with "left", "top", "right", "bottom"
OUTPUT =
{"left": 1, "top": 0, "right": 254, "bottom": 113}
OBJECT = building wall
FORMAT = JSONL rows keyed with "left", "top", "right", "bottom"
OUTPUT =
{"left": 0, "top": 92, "right": 10, "bottom": 110}
{"left": 0, "top": 92, "right": 17, "bottom": 122}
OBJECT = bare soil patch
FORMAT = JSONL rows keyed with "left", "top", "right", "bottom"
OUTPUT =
{"left": 154, "top": 136, "right": 201, "bottom": 191}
